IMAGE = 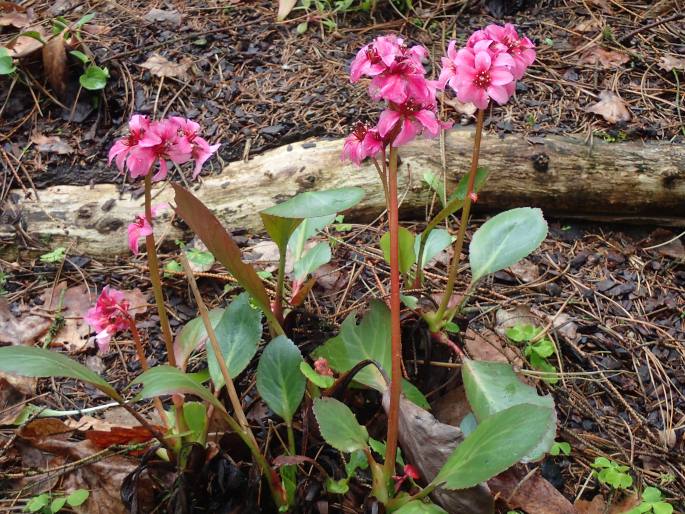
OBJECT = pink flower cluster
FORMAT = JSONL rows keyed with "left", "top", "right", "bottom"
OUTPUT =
{"left": 84, "top": 286, "right": 131, "bottom": 352}
{"left": 439, "top": 24, "right": 536, "bottom": 110}
{"left": 127, "top": 203, "right": 167, "bottom": 255}
{"left": 108, "top": 115, "right": 220, "bottom": 181}
{"left": 343, "top": 35, "right": 450, "bottom": 165}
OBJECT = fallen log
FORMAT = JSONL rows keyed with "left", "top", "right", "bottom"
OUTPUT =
{"left": 2, "top": 128, "right": 684, "bottom": 257}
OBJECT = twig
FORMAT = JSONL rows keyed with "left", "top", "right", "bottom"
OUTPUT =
{"left": 618, "top": 13, "right": 685, "bottom": 44}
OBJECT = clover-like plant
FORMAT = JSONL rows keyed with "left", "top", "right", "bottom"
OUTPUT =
{"left": 506, "top": 323, "right": 559, "bottom": 383}
{"left": 627, "top": 487, "right": 673, "bottom": 514}
{"left": 591, "top": 457, "right": 634, "bottom": 490}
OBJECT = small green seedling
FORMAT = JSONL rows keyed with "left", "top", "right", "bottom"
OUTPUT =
{"left": 39, "top": 247, "right": 67, "bottom": 263}
{"left": 550, "top": 440, "right": 571, "bottom": 456}
{"left": 163, "top": 259, "right": 182, "bottom": 277}
{"left": 0, "top": 47, "right": 16, "bottom": 75}
{"left": 627, "top": 487, "right": 673, "bottom": 514}
{"left": 505, "top": 323, "right": 558, "bottom": 384}
{"left": 25, "top": 489, "right": 89, "bottom": 513}
{"left": 591, "top": 457, "right": 633, "bottom": 490}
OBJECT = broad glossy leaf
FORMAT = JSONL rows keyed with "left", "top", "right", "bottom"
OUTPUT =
{"left": 469, "top": 207, "right": 547, "bottom": 283}
{"left": 131, "top": 366, "right": 223, "bottom": 410}
{"left": 313, "top": 397, "right": 368, "bottom": 453}
{"left": 288, "top": 214, "right": 336, "bottom": 258}
{"left": 380, "top": 227, "right": 416, "bottom": 275}
{"left": 174, "top": 308, "right": 224, "bottom": 370}
{"left": 313, "top": 301, "right": 429, "bottom": 408}
{"left": 435, "top": 404, "right": 552, "bottom": 489}
{"left": 172, "top": 184, "right": 271, "bottom": 315}
{"left": 462, "top": 359, "right": 556, "bottom": 461}
{"left": 414, "top": 228, "right": 452, "bottom": 270}
{"left": 256, "top": 336, "right": 305, "bottom": 423}
{"left": 0, "top": 346, "right": 120, "bottom": 400}
{"left": 451, "top": 167, "right": 490, "bottom": 202}
{"left": 208, "top": 293, "right": 261, "bottom": 389}
{"left": 395, "top": 500, "right": 448, "bottom": 514}
{"left": 293, "top": 242, "right": 331, "bottom": 282}
{"left": 260, "top": 212, "right": 302, "bottom": 255}
{"left": 262, "top": 187, "right": 364, "bottom": 219}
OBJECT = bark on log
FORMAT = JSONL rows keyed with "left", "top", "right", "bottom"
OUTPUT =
{"left": 2, "top": 128, "right": 684, "bottom": 257}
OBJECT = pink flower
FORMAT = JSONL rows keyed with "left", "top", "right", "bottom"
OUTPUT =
{"left": 127, "top": 203, "right": 167, "bottom": 255}
{"left": 350, "top": 34, "right": 427, "bottom": 83}
{"left": 370, "top": 61, "right": 434, "bottom": 104}
{"left": 483, "top": 23, "right": 536, "bottom": 80}
{"left": 342, "top": 122, "right": 384, "bottom": 166}
{"left": 454, "top": 47, "right": 514, "bottom": 110}
{"left": 129, "top": 119, "right": 193, "bottom": 181}
{"left": 84, "top": 286, "right": 131, "bottom": 352}
{"left": 108, "top": 115, "right": 150, "bottom": 172}
{"left": 378, "top": 99, "right": 451, "bottom": 147}
{"left": 438, "top": 41, "right": 460, "bottom": 91}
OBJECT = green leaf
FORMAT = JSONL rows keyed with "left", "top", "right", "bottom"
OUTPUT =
{"left": 27, "top": 494, "right": 50, "bottom": 512}
{"left": 296, "top": 21, "right": 308, "bottom": 34}
{"left": 20, "top": 31, "right": 45, "bottom": 43}
{"left": 345, "top": 449, "right": 368, "bottom": 476}
{"left": 0, "top": 48, "right": 16, "bottom": 75}
{"left": 172, "top": 184, "right": 272, "bottom": 320}
{"left": 642, "top": 487, "right": 662, "bottom": 503}
{"left": 314, "top": 301, "right": 427, "bottom": 407}
{"left": 550, "top": 441, "right": 571, "bottom": 456}
{"left": 186, "top": 248, "right": 215, "bottom": 270}
{"left": 260, "top": 212, "right": 303, "bottom": 257}
{"left": 394, "top": 500, "right": 448, "bottom": 513}
{"left": 74, "top": 12, "right": 96, "bottom": 28}
{"left": 263, "top": 187, "right": 364, "bottom": 219}
{"left": 314, "top": 301, "right": 390, "bottom": 391}
{"left": 469, "top": 207, "right": 547, "bottom": 283}
{"left": 182, "top": 402, "right": 208, "bottom": 444}
{"left": 313, "top": 397, "right": 368, "bottom": 452}
{"left": 0, "top": 346, "right": 120, "bottom": 400}
{"left": 256, "top": 336, "right": 305, "bottom": 423}
{"left": 402, "top": 380, "right": 430, "bottom": 410}
{"left": 293, "top": 242, "right": 331, "bottom": 282}
{"left": 299, "top": 361, "right": 334, "bottom": 388}
{"left": 164, "top": 259, "right": 182, "bottom": 277}
{"left": 174, "top": 308, "right": 224, "bottom": 370}
{"left": 79, "top": 65, "right": 109, "bottom": 90}
{"left": 66, "top": 489, "right": 89, "bottom": 507}
{"left": 459, "top": 412, "right": 478, "bottom": 436}
{"left": 531, "top": 339, "right": 555, "bottom": 358}
{"left": 435, "top": 404, "right": 553, "bottom": 489}
{"left": 50, "top": 497, "right": 66, "bottom": 513}
{"left": 401, "top": 295, "right": 419, "bottom": 309}
{"left": 380, "top": 227, "right": 416, "bottom": 275}
{"left": 131, "top": 366, "right": 223, "bottom": 411}
{"left": 414, "top": 229, "right": 451, "bottom": 270}
{"left": 462, "top": 359, "right": 556, "bottom": 462}
{"left": 69, "top": 50, "right": 89, "bottom": 63}
{"left": 288, "top": 214, "right": 335, "bottom": 258}
{"left": 423, "top": 171, "right": 446, "bottom": 206}
{"left": 505, "top": 324, "right": 540, "bottom": 343}
{"left": 444, "top": 321, "right": 460, "bottom": 334}
{"left": 208, "top": 293, "right": 261, "bottom": 389}
{"left": 451, "top": 167, "right": 490, "bottom": 202}
{"left": 653, "top": 503, "right": 673, "bottom": 514}
{"left": 40, "top": 247, "right": 66, "bottom": 263}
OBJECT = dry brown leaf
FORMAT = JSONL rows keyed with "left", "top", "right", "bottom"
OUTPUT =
{"left": 40, "top": 282, "right": 92, "bottom": 352}
{"left": 432, "top": 385, "right": 472, "bottom": 427}
{"left": 464, "top": 328, "right": 524, "bottom": 366}
{"left": 579, "top": 46, "right": 630, "bottom": 68}
{"left": 575, "top": 492, "right": 640, "bottom": 514}
{"left": 144, "top": 8, "right": 182, "bottom": 27}
{"left": 0, "top": 10, "right": 28, "bottom": 27}
{"left": 658, "top": 54, "right": 685, "bottom": 71}
{"left": 586, "top": 91, "right": 631, "bottom": 124}
{"left": 5, "top": 27, "right": 44, "bottom": 57}
{"left": 122, "top": 288, "right": 149, "bottom": 317}
{"left": 489, "top": 466, "right": 576, "bottom": 514}
{"left": 14, "top": 418, "right": 162, "bottom": 514}
{"left": 140, "top": 53, "right": 190, "bottom": 79}
{"left": 0, "top": 298, "right": 51, "bottom": 346}
{"left": 382, "top": 392, "right": 494, "bottom": 513}
{"left": 42, "top": 33, "right": 68, "bottom": 100}
{"left": 509, "top": 258, "right": 540, "bottom": 283}
{"left": 587, "top": 0, "right": 613, "bottom": 13}
{"left": 443, "top": 96, "right": 478, "bottom": 117}
{"left": 32, "top": 134, "right": 74, "bottom": 154}
{"left": 495, "top": 305, "right": 539, "bottom": 337}
{"left": 277, "top": 0, "right": 298, "bottom": 20}
{"left": 574, "top": 19, "right": 601, "bottom": 32}
{"left": 0, "top": 374, "right": 36, "bottom": 424}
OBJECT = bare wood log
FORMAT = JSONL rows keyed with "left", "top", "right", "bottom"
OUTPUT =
{"left": 1, "top": 128, "right": 684, "bottom": 257}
